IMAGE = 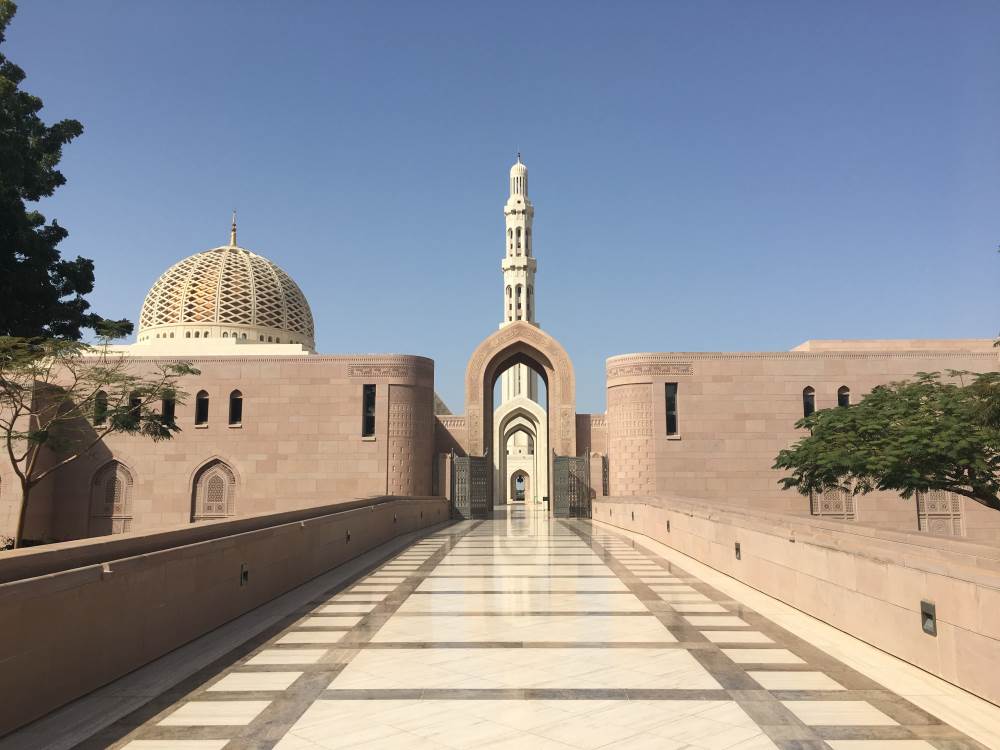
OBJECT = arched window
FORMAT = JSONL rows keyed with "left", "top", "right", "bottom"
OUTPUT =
{"left": 194, "top": 331, "right": 200, "bottom": 338}
{"left": 186, "top": 331, "right": 191, "bottom": 338}
{"left": 802, "top": 386, "right": 816, "bottom": 418}
{"left": 191, "top": 460, "right": 237, "bottom": 520}
{"left": 515, "top": 227, "right": 522, "bottom": 254}
{"left": 195, "top": 390, "right": 209, "bottom": 425}
{"left": 837, "top": 386, "right": 850, "bottom": 408}
{"left": 222, "top": 332, "right": 229, "bottom": 338}
{"left": 259, "top": 335, "right": 264, "bottom": 341}
{"left": 229, "top": 390, "right": 243, "bottom": 425}
{"left": 90, "top": 461, "right": 134, "bottom": 535}
{"left": 204, "top": 331, "right": 209, "bottom": 338}
{"left": 170, "top": 332, "right": 174, "bottom": 338}
{"left": 94, "top": 391, "right": 108, "bottom": 426}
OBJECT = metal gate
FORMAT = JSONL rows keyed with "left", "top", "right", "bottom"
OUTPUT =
{"left": 552, "top": 454, "right": 591, "bottom": 518}
{"left": 452, "top": 456, "right": 491, "bottom": 519}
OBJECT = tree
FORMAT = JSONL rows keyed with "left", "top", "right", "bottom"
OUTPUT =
{"left": 0, "top": 1, "right": 131, "bottom": 340}
{"left": 774, "top": 371, "right": 1000, "bottom": 512}
{"left": 0, "top": 337, "right": 198, "bottom": 547}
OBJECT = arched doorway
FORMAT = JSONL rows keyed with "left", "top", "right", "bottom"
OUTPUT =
{"left": 510, "top": 469, "right": 530, "bottom": 502}
{"left": 494, "top": 400, "right": 548, "bottom": 506}
{"left": 465, "top": 321, "right": 576, "bottom": 507}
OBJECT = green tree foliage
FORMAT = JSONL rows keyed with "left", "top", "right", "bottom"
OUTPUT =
{"left": 0, "top": 337, "right": 198, "bottom": 547}
{"left": 0, "top": 1, "right": 131, "bottom": 340}
{"left": 774, "top": 372, "right": 1000, "bottom": 512}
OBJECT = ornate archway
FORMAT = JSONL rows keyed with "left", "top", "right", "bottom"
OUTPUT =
{"left": 494, "top": 400, "right": 547, "bottom": 506}
{"left": 510, "top": 469, "right": 530, "bottom": 502}
{"left": 465, "top": 322, "right": 576, "bottom": 502}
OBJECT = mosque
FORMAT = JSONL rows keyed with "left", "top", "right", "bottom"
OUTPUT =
{"left": 2, "top": 157, "right": 997, "bottom": 543}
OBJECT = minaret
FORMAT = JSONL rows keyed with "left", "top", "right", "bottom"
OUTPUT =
{"left": 500, "top": 154, "right": 539, "bottom": 402}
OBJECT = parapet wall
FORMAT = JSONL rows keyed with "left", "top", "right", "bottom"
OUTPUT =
{"left": 593, "top": 494, "right": 1000, "bottom": 707}
{"left": 0, "top": 495, "right": 449, "bottom": 737}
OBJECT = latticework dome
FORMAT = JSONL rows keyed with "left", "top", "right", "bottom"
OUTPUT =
{"left": 137, "top": 243, "right": 315, "bottom": 349}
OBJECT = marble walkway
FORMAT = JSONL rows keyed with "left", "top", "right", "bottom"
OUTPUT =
{"left": 77, "top": 507, "right": 992, "bottom": 750}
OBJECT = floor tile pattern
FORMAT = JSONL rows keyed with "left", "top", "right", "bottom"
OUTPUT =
{"left": 78, "top": 509, "right": 989, "bottom": 750}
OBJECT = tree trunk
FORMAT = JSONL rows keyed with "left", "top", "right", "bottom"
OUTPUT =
{"left": 13, "top": 480, "right": 32, "bottom": 549}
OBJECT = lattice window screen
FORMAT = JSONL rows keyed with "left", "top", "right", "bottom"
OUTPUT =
{"left": 90, "top": 462, "right": 134, "bottom": 535}
{"left": 916, "top": 490, "right": 964, "bottom": 536}
{"left": 194, "top": 462, "right": 237, "bottom": 520}
{"left": 809, "top": 488, "right": 857, "bottom": 521}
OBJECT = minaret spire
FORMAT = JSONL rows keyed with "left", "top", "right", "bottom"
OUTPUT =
{"left": 499, "top": 155, "right": 539, "bottom": 400}
{"left": 229, "top": 210, "right": 237, "bottom": 246}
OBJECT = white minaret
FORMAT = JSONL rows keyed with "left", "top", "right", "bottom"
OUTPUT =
{"left": 500, "top": 154, "right": 539, "bottom": 402}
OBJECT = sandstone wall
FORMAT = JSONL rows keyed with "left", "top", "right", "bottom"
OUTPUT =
{"left": 0, "top": 354, "right": 435, "bottom": 542}
{"left": 594, "top": 494, "right": 1000, "bottom": 707}
{"left": 605, "top": 348, "right": 1000, "bottom": 541}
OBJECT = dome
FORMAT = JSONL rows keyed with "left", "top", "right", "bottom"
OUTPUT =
{"left": 137, "top": 243, "right": 315, "bottom": 349}
{"left": 509, "top": 154, "right": 528, "bottom": 197}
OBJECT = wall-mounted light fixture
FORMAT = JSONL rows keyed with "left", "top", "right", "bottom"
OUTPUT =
{"left": 921, "top": 600, "right": 937, "bottom": 637}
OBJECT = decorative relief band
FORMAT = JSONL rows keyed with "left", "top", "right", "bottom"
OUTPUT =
{"left": 607, "top": 362, "right": 693, "bottom": 378}
{"left": 348, "top": 364, "right": 412, "bottom": 379}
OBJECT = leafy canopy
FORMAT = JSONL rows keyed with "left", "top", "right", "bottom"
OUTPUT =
{"left": 773, "top": 371, "right": 1000, "bottom": 512}
{"left": 0, "top": 336, "right": 198, "bottom": 546}
{"left": 0, "top": 1, "right": 131, "bottom": 339}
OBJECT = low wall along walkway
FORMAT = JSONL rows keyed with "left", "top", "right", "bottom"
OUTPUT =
{"left": 0, "top": 495, "right": 449, "bottom": 737}
{"left": 593, "top": 494, "right": 1000, "bottom": 707}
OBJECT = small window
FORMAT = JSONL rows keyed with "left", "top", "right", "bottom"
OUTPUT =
{"left": 222, "top": 332, "right": 228, "bottom": 338}
{"left": 837, "top": 386, "right": 850, "bottom": 408}
{"left": 186, "top": 331, "right": 191, "bottom": 338}
{"left": 128, "top": 392, "right": 142, "bottom": 426}
{"left": 267, "top": 336, "right": 273, "bottom": 342}
{"left": 362, "top": 384, "right": 376, "bottom": 437}
{"left": 803, "top": 386, "right": 816, "bottom": 418}
{"left": 194, "top": 331, "right": 200, "bottom": 338}
{"left": 665, "top": 383, "right": 679, "bottom": 435}
{"left": 170, "top": 332, "right": 174, "bottom": 338}
{"left": 204, "top": 331, "right": 209, "bottom": 338}
{"left": 228, "top": 390, "right": 243, "bottom": 425}
{"left": 195, "top": 390, "right": 209, "bottom": 426}
{"left": 259, "top": 335, "right": 264, "bottom": 341}
{"left": 94, "top": 391, "right": 108, "bottom": 426}
{"left": 162, "top": 395, "right": 176, "bottom": 425}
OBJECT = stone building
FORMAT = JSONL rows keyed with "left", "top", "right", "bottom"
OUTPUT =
{"left": 1, "top": 158, "right": 997, "bottom": 543}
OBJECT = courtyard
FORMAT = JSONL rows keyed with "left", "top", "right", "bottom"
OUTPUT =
{"left": 36, "top": 507, "right": 995, "bottom": 750}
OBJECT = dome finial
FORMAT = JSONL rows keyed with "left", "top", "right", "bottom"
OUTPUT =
{"left": 229, "top": 209, "right": 237, "bottom": 246}
{"left": 517, "top": 150, "right": 521, "bottom": 163}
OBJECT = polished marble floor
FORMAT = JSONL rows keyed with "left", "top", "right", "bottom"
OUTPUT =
{"left": 79, "top": 508, "right": 992, "bottom": 750}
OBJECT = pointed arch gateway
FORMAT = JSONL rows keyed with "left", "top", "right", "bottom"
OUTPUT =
{"left": 464, "top": 321, "right": 576, "bottom": 505}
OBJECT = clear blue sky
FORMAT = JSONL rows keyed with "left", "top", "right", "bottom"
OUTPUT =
{"left": 9, "top": 1, "right": 1000, "bottom": 413}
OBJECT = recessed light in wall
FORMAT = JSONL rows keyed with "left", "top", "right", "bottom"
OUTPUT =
{"left": 921, "top": 600, "right": 937, "bottom": 637}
